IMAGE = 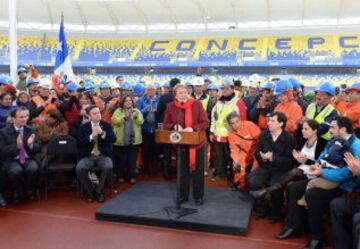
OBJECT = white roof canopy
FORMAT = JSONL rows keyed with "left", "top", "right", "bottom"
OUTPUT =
{"left": 1, "top": 0, "right": 360, "bottom": 37}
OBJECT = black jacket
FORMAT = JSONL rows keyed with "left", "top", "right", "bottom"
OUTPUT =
{"left": 296, "top": 137, "right": 328, "bottom": 165}
{"left": 255, "top": 130, "right": 295, "bottom": 171}
{"left": 76, "top": 121, "right": 116, "bottom": 159}
{"left": 0, "top": 124, "right": 41, "bottom": 163}
{"left": 156, "top": 92, "right": 173, "bottom": 124}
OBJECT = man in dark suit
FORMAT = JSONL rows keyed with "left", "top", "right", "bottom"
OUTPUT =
{"left": 247, "top": 112, "right": 296, "bottom": 223}
{"left": 0, "top": 107, "right": 41, "bottom": 204}
{"left": 156, "top": 78, "right": 180, "bottom": 179}
{"left": 75, "top": 105, "right": 116, "bottom": 203}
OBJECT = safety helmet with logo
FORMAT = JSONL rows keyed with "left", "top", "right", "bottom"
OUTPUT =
{"left": 83, "top": 81, "right": 95, "bottom": 93}
{"left": 346, "top": 82, "right": 360, "bottom": 92}
{"left": 26, "top": 77, "right": 39, "bottom": 86}
{"left": 134, "top": 82, "right": 145, "bottom": 97}
{"left": 261, "top": 81, "right": 276, "bottom": 91}
{"left": 121, "top": 82, "right": 133, "bottom": 91}
{"left": 110, "top": 82, "right": 120, "bottom": 90}
{"left": 288, "top": 77, "right": 301, "bottom": 90}
{"left": 66, "top": 81, "right": 79, "bottom": 92}
{"left": 0, "top": 75, "right": 13, "bottom": 85}
{"left": 274, "top": 79, "right": 293, "bottom": 95}
{"left": 192, "top": 76, "right": 204, "bottom": 86}
{"left": 99, "top": 81, "right": 111, "bottom": 89}
{"left": 17, "top": 66, "right": 28, "bottom": 75}
{"left": 38, "top": 78, "right": 52, "bottom": 90}
{"left": 207, "top": 83, "right": 219, "bottom": 91}
{"left": 220, "top": 80, "right": 234, "bottom": 89}
{"left": 315, "top": 82, "right": 335, "bottom": 96}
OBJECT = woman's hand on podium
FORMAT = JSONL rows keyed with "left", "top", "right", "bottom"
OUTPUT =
{"left": 182, "top": 127, "right": 194, "bottom": 132}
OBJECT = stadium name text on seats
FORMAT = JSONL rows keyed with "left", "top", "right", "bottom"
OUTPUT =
{"left": 149, "top": 36, "right": 360, "bottom": 51}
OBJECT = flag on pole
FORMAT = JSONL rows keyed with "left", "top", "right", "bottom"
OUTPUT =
{"left": 54, "top": 14, "right": 75, "bottom": 83}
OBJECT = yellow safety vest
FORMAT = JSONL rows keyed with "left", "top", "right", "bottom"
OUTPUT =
{"left": 201, "top": 96, "right": 209, "bottom": 110}
{"left": 305, "top": 103, "right": 337, "bottom": 140}
{"left": 213, "top": 96, "right": 239, "bottom": 137}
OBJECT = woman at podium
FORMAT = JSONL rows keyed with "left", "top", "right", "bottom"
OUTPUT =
{"left": 163, "top": 84, "right": 209, "bottom": 205}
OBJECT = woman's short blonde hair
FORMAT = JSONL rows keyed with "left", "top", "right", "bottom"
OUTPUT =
{"left": 173, "top": 84, "right": 187, "bottom": 96}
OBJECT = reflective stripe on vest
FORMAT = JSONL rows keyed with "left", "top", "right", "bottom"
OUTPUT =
{"left": 306, "top": 103, "right": 336, "bottom": 140}
{"left": 214, "top": 96, "right": 239, "bottom": 137}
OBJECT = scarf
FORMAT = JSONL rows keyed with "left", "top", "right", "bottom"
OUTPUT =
{"left": 219, "top": 92, "right": 235, "bottom": 102}
{"left": 175, "top": 98, "right": 196, "bottom": 171}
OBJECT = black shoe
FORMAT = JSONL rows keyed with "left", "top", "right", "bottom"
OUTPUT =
{"left": 26, "top": 191, "right": 35, "bottom": 201}
{"left": 249, "top": 189, "right": 269, "bottom": 199}
{"left": 0, "top": 194, "right": 6, "bottom": 207}
{"left": 195, "top": 198, "right": 204, "bottom": 206}
{"left": 303, "top": 240, "right": 323, "bottom": 249}
{"left": 276, "top": 228, "right": 298, "bottom": 239}
{"left": 13, "top": 191, "right": 20, "bottom": 204}
{"left": 176, "top": 197, "right": 189, "bottom": 205}
{"left": 96, "top": 193, "right": 105, "bottom": 203}
{"left": 86, "top": 193, "right": 95, "bottom": 203}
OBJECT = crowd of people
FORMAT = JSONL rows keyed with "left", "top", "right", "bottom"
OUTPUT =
{"left": 0, "top": 66, "right": 359, "bottom": 249}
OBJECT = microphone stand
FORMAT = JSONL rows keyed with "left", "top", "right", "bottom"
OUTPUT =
{"left": 164, "top": 103, "right": 198, "bottom": 219}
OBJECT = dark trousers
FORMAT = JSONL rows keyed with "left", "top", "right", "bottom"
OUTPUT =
{"left": 0, "top": 164, "right": 5, "bottom": 194}
{"left": 214, "top": 141, "right": 232, "bottom": 179}
{"left": 179, "top": 146, "right": 205, "bottom": 201}
{"left": 284, "top": 179, "right": 308, "bottom": 231}
{"left": 247, "top": 167, "right": 288, "bottom": 218}
{"left": 113, "top": 145, "right": 139, "bottom": 179}
{"left": 6, "top": 159, "right": 40, "bottom": 193}
{"left": 142, "top": 133, "right": 158, "bottom": 174}
{"left": 305, "top": 187, "right": 344, "bottom": 240}
{"left": 76, "top": 156, "right": 113, "bottom": 195}
{"left": 162, "top": 144, "right": 173, "bottom": 179}
{"left": 330, "top": 196, "right": 360, "bottom": 249}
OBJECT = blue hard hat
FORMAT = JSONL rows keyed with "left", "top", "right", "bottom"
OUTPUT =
{"left": 84, "top": 81, "right": 95, "bottom": 93}
{"left": 99, "top": 81, "right": 111, "bottom": 89}
{"left": 17, "top": 66, "right": 28, "bottom": 74}
{"left": 121, "top": 82, "right": 133, "bottom": 91}
{"left": 347, "top": 82, "right": 360, "bottom": 92}
{"left": 288, "top": 77, "right": 301, "bottom": 90}
{"left": 262, "top": 81, "right": 276, "bottom": 91}
{"left": 274, "top": 79, "right": 293, "bottom": 95}
{"left": 220, "top": 80, "right": 234, "bottom": 89}
{"left": 0, "top": 75, "right": 12, "bottom": 85}
{"left": 315, "top": 82, "right": 335, "bottom": 96}
{"left": 207, "top": 83, "right": 219, "bottom": 91}
{"left": 26, "top": 77, "right": 39, "bottom": 86}
{"left": 67, "top": 81, "right": 79, "bottom": 92}
{"left": 133, "top": 82, "right": 145, "bottom": 97}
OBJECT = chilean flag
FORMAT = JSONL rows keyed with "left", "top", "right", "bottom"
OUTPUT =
{"left": 54, "top": 15, "right": 75, "bottom": 83}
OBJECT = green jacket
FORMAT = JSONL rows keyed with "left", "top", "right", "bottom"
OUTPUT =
{"left": 112, "top": 108, "right": 144, "bottom": 146}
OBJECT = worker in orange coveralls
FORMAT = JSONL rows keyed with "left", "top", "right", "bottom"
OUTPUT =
{"left": 227, "top": 111, "right": 260, "bottom": 190}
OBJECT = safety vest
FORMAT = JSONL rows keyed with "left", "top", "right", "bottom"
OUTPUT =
{"left": 200, "top": 96, "right": 209, "bottom": 110}
{"left": 102, "top": 97, "right": 120, "bottom": 123}
{"left": 306, "top": 103, "right": 336, "bottom": 140}
{"left": 213, "top": 96, "right": 239, "bottom": 139}
{"left": 31, "top": 96, "right": 57, "bottom": 125}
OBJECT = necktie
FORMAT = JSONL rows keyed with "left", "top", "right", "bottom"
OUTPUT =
{"left": 92, "top": 135, "right": 101, "bottom": 157}
{"left": 19, "top": 131, "right": 26, "bottom": 164}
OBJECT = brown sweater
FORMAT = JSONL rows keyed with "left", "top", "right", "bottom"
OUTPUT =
{"left": 36, "top": 121, "right": 69, "bottom": 159}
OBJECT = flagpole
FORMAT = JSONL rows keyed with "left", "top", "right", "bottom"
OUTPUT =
{"left": 8, "top": 0, "right": 18, "bottom": 83}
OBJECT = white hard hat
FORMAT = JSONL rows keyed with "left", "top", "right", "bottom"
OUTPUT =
{"left": 192, "top": 76, "right": 205, "bottom": 86}
{"left": 38, "top": 78, "right": 52, "bottom": 90}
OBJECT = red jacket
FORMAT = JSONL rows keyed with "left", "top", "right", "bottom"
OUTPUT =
{"left": 163, "top": 99, "right": 209, "bottom": 148}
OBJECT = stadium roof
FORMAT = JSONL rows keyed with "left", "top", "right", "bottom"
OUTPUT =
{"left": 1, "top": 0, "right": 360, "bottom": 37}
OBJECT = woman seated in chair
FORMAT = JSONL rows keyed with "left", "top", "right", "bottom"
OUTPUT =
{"left": 36, "top": 109, "right": 69, "bottom": 159}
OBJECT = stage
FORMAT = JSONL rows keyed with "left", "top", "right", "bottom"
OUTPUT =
{"left": 96, "top": 182, "right": 253, "bottom": 235}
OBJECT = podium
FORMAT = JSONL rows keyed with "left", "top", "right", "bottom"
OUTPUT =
{"left": 155, "top": 130, "right": 206, "bottom": 219}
